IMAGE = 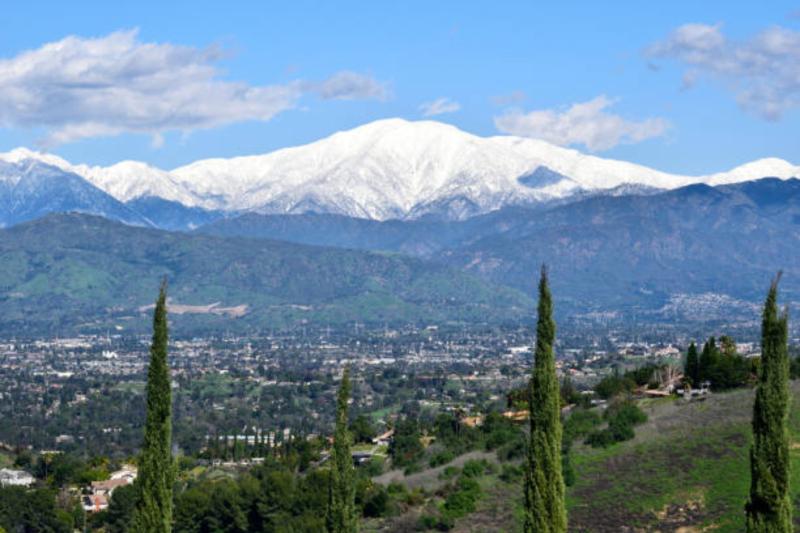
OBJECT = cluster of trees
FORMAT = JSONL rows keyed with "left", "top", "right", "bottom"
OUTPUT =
{"left": 93, "top": 458, "right": 396, "bottom": 532}
{"left": 0, "top": 486, "right": 81, "bottom": 532}
{"left": 684, "top": 336, "right": 755, "bottom": 390}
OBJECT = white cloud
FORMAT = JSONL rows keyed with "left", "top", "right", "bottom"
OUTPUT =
{"left": 491, "top": 90, "right": 526, "bottom": 106}
{"left": 310, "top": 71, "right": 389, "bottom": 101}
{"left": 0, "top": 29, "right": 388, "bottom": 145}
{"left": 494, "top": 96, "right": 668, "bottom": 151}
{"left": 648, "top": 23, "right": 800, "bottom": 120}
{"left": 419, "top": 97, "right": 461, "bottom": 117}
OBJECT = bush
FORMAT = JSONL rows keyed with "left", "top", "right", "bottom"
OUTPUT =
{"left": 585, "top": 429, "right": 616, "bottom": 448}
{"left": 563, "top": 409, "right": 602, "bottom": 444}
{"left": 443, "top": 477, "right": 481, "bottom": 516}
{"left": 438, "top": 466, "right": 460, "bottom": 480}
{"left": 594, "top": 374, "right": 636, "bottom": 399}
{"left": 499, "top": 464, "right": 522, "bottom": 483}
{"left": 495, "top": 432, "right": 526, "bottom": 461}
{"left": 419, "top": 514, "right": 441, "bottom": 530}
{"left": 607, "top": 417, "right": 635, "bottom": 442}
{"left": 429, "top": 450, "right": 456, "bottom": 468}
{"left": 362, "top": 485, "right": 391, "bottom": 518}
{"left": 585, "top": 401, "right": 647, "bottom": 448}
{"left": 605, "top": 402, "right": 647, "bottom": 426}
{"left": 461, "top": 459, "right": 490, "bottom": 478}
{"left": 363, "top": 456, "right": 385, "bottom": 477}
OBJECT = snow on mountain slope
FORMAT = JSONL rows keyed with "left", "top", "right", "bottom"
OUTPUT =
{"left": 1, "top": 119, "right": 798, "bottom": 221}
{"left": 171, "top": 118, "right": 584, "bottom": 219}
{"left": 0, "top": 159, "right": 150, "bottom": 227}
{"left": 71, "top": 161, "right": 198, "bottom": 205}
{"left": 0, "top": 148, "right": 198, "bottom": 206}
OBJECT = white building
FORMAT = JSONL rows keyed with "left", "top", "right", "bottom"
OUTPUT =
{"left": 0, "top": 468, "right": 35, "bottom": 487}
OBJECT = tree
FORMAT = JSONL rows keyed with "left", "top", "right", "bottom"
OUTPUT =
{"left": 350, "top": 414, "right": 375, "bottom": 444}
{"left": 389, "top": 418, "right": 424, "bottom": 469}
{"left": 720, "top": 335, "right": 738, "bottom": 358}
{"left": 326, "top": 366, "right": 357, "bottom": 533}
{"left": 105, "top": 484, "right": 137, "bottom": 533}
{"left": 684, "top": 342, "right": 700, "bottom": 385}
{"left": 698, "top": 337, "right": 719, "bottom": 383}
{"left": 746, "top": 274, "right": 792, "bottom": 532}
{"left": 523, "top": 266, "right": 567, "bottom": 533}
{"left": 131, "top": 281, "right": 174, "bottom": 532}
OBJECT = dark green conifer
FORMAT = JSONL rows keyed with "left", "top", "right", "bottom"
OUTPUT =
{"left": 698, "top": 337, "right": 719, "bottom": 383}
{"left": 327, "top": 366, "right": 357, "bottom": 532}
{"left": 523, "top": 266, "right": 567, "bottom": 533}
{"left": 131, "top": 280, "right": 174, "bottom": 532}
{"left": 685, "top": 342, "right": 700, "bottom": 385}
{"left": 746, "top": 274, "right": 792, "bottom": 532}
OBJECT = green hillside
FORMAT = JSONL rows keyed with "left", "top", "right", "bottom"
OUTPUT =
{"left": 436, "top": 383, "right": 800, "bottom": 532}
{"left": 0, "top": 214, "right": 533, "bottom": 335}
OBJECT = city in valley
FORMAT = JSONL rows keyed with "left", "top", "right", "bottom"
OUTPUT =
{"left": 2, "top": 2, "right": 800, "bottom": 532}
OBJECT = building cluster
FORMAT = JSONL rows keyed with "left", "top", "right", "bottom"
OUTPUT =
{"left": 81, "top": 465, "right": 137, "bottom": 513}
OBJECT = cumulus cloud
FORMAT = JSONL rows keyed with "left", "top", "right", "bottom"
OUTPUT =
{"left": 419, "top": 97, "right": 461, "bottom": 117}
{"left": 648, "top": 23, "right": 800, "bottom": 120}
{"left": 494, "top": 96, "right": 669, "bottom": 151}
{"left": 0, "top": 29, "right": 388, "bottom": 146}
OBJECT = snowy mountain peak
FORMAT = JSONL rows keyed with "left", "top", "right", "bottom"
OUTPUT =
{"left": 1, "top": 119, "right": 798, "bottom": 221}
{"left": 0, "top": 147, "right": 74, "bottom": 170}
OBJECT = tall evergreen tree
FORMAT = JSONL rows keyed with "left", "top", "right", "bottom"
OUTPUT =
{"left": 746, "top": 275, "right": 792, "bottom": 532}
{"left": 131, "top": 281, "right": 174, "bottom": 532}
{"left": 685, "top": 342, "right": 700, "bottom": 385}
{"left": 698, "top": 337, "right": 719, "bottom": 383}
{"left": 327, "top": 366, "right": 357, "bottom": 533}
{"left": 523, "top": 266, "right": 567, "bottom": 533}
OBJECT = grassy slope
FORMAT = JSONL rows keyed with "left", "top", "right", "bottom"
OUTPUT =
{"left": 567, "top": 382, "right": 800, "bottom": 532}
{"left": 415, "top": 383, "right": 800, "bottom": 532}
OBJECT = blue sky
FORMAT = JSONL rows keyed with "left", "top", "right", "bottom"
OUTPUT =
{"left": 0, "top": 1, "right": 798, "bottom": 173}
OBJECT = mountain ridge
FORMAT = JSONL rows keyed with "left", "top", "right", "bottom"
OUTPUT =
{"left": 198, "top": 177, "right": 800, "bottom": 323}
{"left": 0, "top": 212, "right": 532, "bottom": 335}
{"left": 1, "top": 119, "right": 797, "bottom": 221}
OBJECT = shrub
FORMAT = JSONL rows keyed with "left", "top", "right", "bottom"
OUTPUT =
{"left": 362, "top": 485, "right": 391, "bottom": 518}
{"left": 585, "top": 401, "right": 647, "bottom": 448}
{"left": 461, "top": 459, "right": 490, "bottom": 478}
{"left": 429, "top": 450, "right": 455, "bottom": 468}
{"left": 499, "top": 464, "right": 522, "bottom": 483}
{"left": 563, "top": 409, "right": 602, "bottom": 443}
{"left": 594, "top": 374, "right": 636, "bottom": 399}
{"left": 439, "top": 466, "right": 460, "bottom": 481}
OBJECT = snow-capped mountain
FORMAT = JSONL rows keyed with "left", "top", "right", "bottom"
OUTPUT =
{"left": 1, "top": 119, "right": 798, "bottom": 221}
{"left": 0, "top": 148, "right": 196, "bottom": 206}
{"left": 0, "top": 159, "right": 149, "bottom": 227}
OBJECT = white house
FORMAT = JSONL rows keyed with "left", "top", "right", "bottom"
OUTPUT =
{"left": 0, "top": 468, "right": 35, "bottom": 487}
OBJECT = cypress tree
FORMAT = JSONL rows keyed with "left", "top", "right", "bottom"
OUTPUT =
{"left": 523, "top": 266, "right": 567, "bottom": 533}
{"left": 131, "top": 280, "right": 174, "bottom": 532}
{"left": 685, "top": 342, "right": 700, "bottom": 385}
{"left": 327, "top": 366, "right": 357, "bottom": 533}
{"left": 746, "top": 274, "right": 792, "bottom": 532}
{"left": 699, "top": 337, "right": 719, "bottom": 383}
